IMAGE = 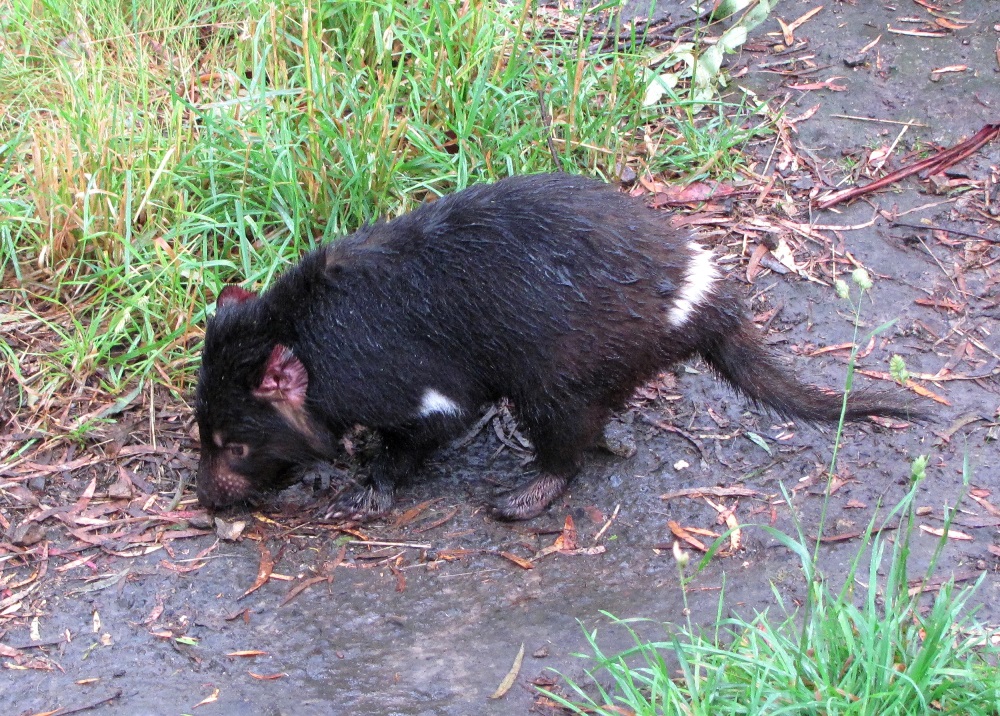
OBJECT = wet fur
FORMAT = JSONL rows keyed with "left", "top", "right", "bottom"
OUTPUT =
{"left": 195, "top": 173, "right": 920, "bottom": 518}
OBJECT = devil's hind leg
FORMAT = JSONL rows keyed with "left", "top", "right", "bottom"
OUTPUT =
{"left": 489, "top": 401, "right": 610, "bottom": 520}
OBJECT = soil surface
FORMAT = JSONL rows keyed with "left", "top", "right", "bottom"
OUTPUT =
{"left": 3, "top": 2, "right": 999, "bottom": 714}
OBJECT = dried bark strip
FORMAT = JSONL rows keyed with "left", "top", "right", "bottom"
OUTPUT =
{"left": 818, "top": 124, "right": 1000, "bottom": 209}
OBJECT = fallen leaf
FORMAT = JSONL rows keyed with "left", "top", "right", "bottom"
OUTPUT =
{"left": 787, "top": 5, "right": 824, "bottom": 33}
{"left": 193, "top": 688, "right": 220, "bottom": 708}
{"left": 0, "top": 643, "right": 24, "bottom": 658}
{"left": 788, "top": 77, "right": 847, "bottom": 91}
{"left": 968, "top": 494, "right": 1000, "bottom": 518}
{"left": 682, "top": 526, "right": 720, "bottom": 538}
{"left": 858, "top": 35, "right": 882, "bottom": 54}
{"left": 854, "top": 369, "right": 952, "bottom": 406}
{"left": 668, "top": 521, "right": 708, "bottom": 552}
{"left": 650, "top": 181, "right": 740, "bottom": 206}
{"left": 584, "top": 506, "right": 604, "bottom": 523}
{"left": 71, "top": 478, "right": 97, "bottom": 516}
{"left": 391, "top": 564, "right": 406, "bottom": 592}
{"left": 914, "top": 296, "right": 965, "bottom": 312}
{"left": 919, "top": 525, "right": 972, "bottom": 541}
{"left": 413, "top": 505, "right": 459, "bottom": 534}
{"left": 770, "top": 238, "right": 804, "bottom": 273}
{"left": 776, "top": 17, "right": 794, "bottom": 45}
{"left": 499, "top": 551, "right": 534, "bottom": 570}
{"left": 489, "top": 643, "right": 525, "bottom": 699}
{"left": 867, "top": 145, "right": 892, "bottom": 172}
{"left": 930, "top": 64, "right": 968, "bottom": 81}
{"left": 908, "top": 569, "right": 982, "bottom": 596}
{"left": 558, "top": 515, "right": 578, "bottom": 552}
{"left": 249, "top": 671, "right": 287, "bottom": 680}
{"left": 746, "top": 243, "right": 769, "bottom": 282}
{"left": 934, "top": 18, "right": 970, "bottom": 30}
{"left": 214, "top": 518, "right": 246, "bottom": 541}
{"left": 785, "top": 103, "right": 822, "bottom": 128}
{"left": 279, "top": 575, "right": 330, "bottom": 607}
{"left": 808, "top": 342, "right": 855, "bottom": 357}
{"left": 745, "top": 431, "right": 772, "bottom": 455}
{"left": 816, "top": 526, "right": 895, "bottom": 543}
{"left": 392, "top": 498, "right": 440, "bottom": 528}
{"left": 705, "top": 498, "right": 741, "bottom": 552}
{"left": 930, "top": 64, "right": 968, "bottom": 74}
{"left": 887, "top": 27, "right": 948, "bottom": 37}
{"left": 240, "top": 543, "right": 274, "bottom": 599}
{"left": 534, "top": 516, "right": 579, "bottom": 558}
{"left": 108, "top": 467, "right": 134, "bottom": 499}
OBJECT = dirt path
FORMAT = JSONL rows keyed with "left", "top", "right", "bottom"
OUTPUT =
{"left": 3, "top": 2, "right": 998, "bottom": 714}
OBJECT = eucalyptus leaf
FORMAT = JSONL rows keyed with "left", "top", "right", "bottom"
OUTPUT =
{"left": 745, "top": 431, "right": 772, "bottom": 455}
{"left": 643, "top": 72, "right": 679, "bottom": 106}
{"left": 742, "top": 0, "right": 773, "bottom": 32}
{"left": 719, "top": 25, "right": 748, "bottom": 53}
{"left": 700, "top": 45, "right": 724, "bottom": 77}
{"left": 710, "top": 0, "right": 753, "bottom": 17}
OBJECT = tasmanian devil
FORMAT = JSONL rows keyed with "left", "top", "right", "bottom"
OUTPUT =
{"left": 195, "top": 172, "right": 920, "bottom": 520}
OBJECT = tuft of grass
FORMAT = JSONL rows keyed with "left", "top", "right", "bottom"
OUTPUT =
{"left": 547, "top": 460, "right": 1000, "bottom": 714}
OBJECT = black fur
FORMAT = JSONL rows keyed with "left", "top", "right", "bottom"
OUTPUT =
{"left": 195, "top": 173, "right": 921, "bottom": 519}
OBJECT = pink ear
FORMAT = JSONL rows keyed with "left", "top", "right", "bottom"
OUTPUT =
{"left": 253, "top": 344, "right": 308, "bottom": 408}
{"left": 217, "top": 285, "right": 257, "bottom": 308}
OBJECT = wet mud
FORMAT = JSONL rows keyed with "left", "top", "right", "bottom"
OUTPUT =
{"left": 4, "top": 1, "right": 999, "bottom": 713}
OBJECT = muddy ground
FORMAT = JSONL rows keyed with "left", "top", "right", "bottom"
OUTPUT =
{"left": 3, "top": 1, "right": 999, "bottom": 714}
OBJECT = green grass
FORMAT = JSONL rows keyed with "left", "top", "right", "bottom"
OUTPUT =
{"left": 547, "top": 458, "right": 1000, "bottom": 715}
{"left": 0, "top": 0, "right": 771, "bottom": 418}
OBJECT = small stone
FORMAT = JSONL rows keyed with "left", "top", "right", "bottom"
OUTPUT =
{"left": 843, "top": 51, "right": 868, "bottom": 68}
{"left": 188, "top": 513, "right": 214, "bottom": 530}
{"left": 599, "top": 422, "right": 637, "bottom": 459}
{"left": 10, "top": 521, "right": 46, "bottom": 547}
{"left": 617, "top": 164, "right": 637, "bottom": 185}
{"left": 107, "top": 478, "right": 133, "bottom": 500}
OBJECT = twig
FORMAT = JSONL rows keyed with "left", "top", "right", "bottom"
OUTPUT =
{"left": 817, "top": 124, "right": 1000, "bottom": 209}
{"left": 915, "top": 236, "right": 960, "bottom": 293}
{"left": 592, "top": 504, "right": 620, "bottom": 545}
{"left": 830, "top": 114, "right": 927, "bottom": 127}
{"left": 536, "top": 90, "right": 563, "bottom": 171}
{"left": 348, "top": 540, "right": 431, "bottom": 549}
{"left": 891, "top": 221, "right": 999, "bottom": 243}
{"left": 640, "top": 413, "right": 709, "bottom": 463}
{"left": 593, "top": 3, "right": 718, "bottom": 54}
{"left": 51, "top": 690, "right": 123, "bottom": 715}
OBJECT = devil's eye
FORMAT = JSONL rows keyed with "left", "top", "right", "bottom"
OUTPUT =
{"left": 228, "top": 444, "right": 249, "bottom": 458}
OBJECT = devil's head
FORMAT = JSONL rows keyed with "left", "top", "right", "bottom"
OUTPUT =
{"left": 195, "top": 285, "right": 329, "bottom": 509}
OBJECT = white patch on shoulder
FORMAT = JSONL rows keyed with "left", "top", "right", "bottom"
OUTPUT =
{"left": 668, "top": 242, "right": 719, "bottom": 327}
{"left": 418, "top": 389, "right": 463, "bottom": 418}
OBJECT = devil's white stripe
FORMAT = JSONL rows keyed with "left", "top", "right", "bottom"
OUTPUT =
{"left": 668, "top": 243, "right": 719, "bottom": 327}
{"left": 418, "top": 389, "right": 463, "bottom": 418}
